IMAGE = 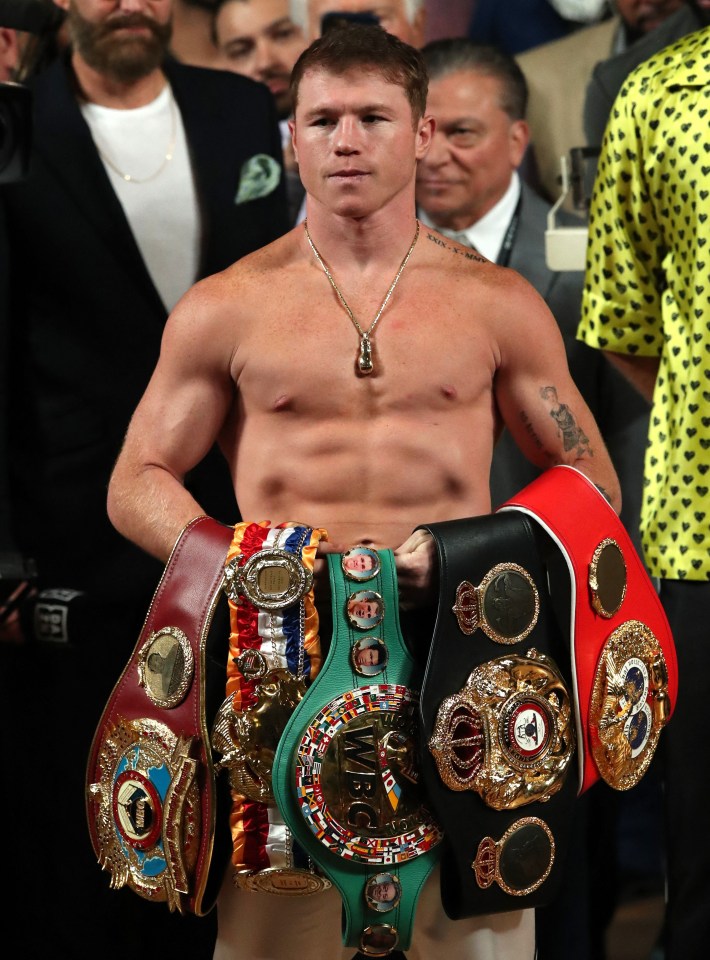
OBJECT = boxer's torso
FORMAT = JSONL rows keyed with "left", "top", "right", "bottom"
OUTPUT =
{"left": 213, "top": 227, "right": 530, "bottom": 548}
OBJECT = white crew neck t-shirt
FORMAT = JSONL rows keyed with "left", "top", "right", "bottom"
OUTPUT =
{"left": 81, "top": 85, "right": 201, "bottom": 313}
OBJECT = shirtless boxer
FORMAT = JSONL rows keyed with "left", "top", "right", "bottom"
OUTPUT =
{"left": 107, "top": 22, "right": 620, "bottom": 960}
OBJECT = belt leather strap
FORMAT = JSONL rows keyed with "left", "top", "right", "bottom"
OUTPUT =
{"left": 417, "top": 511, "right": 576, "bottom": 920}
{"left": 273, "top": 550, "right": 442, "bottom": 955}
{"left": 86, "top": 516, "right": 234, "bottom": 915}
{"left": 500, "top": 465, "right": 677, "bottom": 793}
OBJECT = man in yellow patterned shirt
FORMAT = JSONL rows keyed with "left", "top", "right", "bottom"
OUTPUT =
{"left": 577, "top": 22, "right": 710, "bottom": 959}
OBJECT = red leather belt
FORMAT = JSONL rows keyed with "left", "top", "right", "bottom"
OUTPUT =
{"left": 500, "top": 466, "right": 677, "bottom": 793}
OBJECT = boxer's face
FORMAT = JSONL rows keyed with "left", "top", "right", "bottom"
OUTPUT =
{"left": 291, "top": 65, "right": 432, "bottom": 220}
{"left": 615, "top": 0, "right": 684, "bottom": 34}
{"left": 343, "top": 553, "right": 376, "bottom": 573}
{"left": 355, "top": 646, "right": 381, "bottom": 666}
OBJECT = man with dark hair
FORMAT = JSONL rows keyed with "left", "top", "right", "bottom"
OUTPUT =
{"left": 0, "top": 0, "right": 288, "bottom": 956}
{"left": 108, "top": 22, "right": 619, "bottom": 960}
{"left": 518, "top": 0, "right": 685, "bottom": 206}
{"left": 214, "top": 0, "right": 306, "bottom": 115}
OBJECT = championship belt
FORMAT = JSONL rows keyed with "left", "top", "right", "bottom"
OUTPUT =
{"left": 273, "top": 549, "right": 443, "bottom": 956}
{"left": 86, "top": 516, "right": 235, "bottom": 915}
{"left": 211, "top": 521, "right": 332, "bottom": 895}
{"left": 499, "top": 465, "right": 677, "bottom": 793}
{"left": 417, "top": 511, "right": 577, "bottom": 920}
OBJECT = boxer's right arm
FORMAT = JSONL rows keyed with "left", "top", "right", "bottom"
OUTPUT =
{"left": 107, "top": 277, "right": 237, "bottom": 562}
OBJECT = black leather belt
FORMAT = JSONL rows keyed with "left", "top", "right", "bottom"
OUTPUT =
{"left": 417, "top": 511, "right": 577, "bottom": 919}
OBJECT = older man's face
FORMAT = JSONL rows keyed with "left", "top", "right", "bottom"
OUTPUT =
{"left": 416, "top": 69, "right": 528, "bottom": 232}
{"left": 305, "top": 1, "right": 424, "bottom": 46}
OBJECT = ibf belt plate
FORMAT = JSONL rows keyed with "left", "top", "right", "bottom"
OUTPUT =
{"left": 590, "top": 619, "right": 670, "bottom": 790}
{"left": 294, "top": 684, "right": 442, "bottom": 864}
{"left": 87, "top": 717, "right": 200, "bottom": 911}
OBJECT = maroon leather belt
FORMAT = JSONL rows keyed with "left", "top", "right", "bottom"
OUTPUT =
{"left": 86, "top": 516, "right": 234, "bottom": 915}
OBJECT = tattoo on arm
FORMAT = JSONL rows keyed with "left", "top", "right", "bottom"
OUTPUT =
{"left": 425, "top": 231, "right": 487, "bottom": 264}
{"left": 539, "top": 385, "right": 593, "bottom": 458}
{"left": 519, "top": 411, "right": 545, "bottom": 451}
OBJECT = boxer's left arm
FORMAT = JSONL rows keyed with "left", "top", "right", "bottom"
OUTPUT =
{"left": 493, "top": 272, "right": 621, "bottom": 513}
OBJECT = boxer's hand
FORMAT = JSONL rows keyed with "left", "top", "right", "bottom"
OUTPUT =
{"left": 394, "top": 530, "right": 436, "bottom": 610}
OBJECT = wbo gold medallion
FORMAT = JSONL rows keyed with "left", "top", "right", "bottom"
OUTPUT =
{"left": 87, "top": 717, "right": 201, "bottom": 912}
{"left": 590, "top": 619, "right": 670, "bottom": 790}
{"left": 429, "top": 650, "right": 574, "bottom": 809}
{"left": 452, "top": 563, "right": 539, "bottom": 644}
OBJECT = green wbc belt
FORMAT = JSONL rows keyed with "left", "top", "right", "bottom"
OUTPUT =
{"left": 273, "top": 549, "right": 442, "bottom": 956}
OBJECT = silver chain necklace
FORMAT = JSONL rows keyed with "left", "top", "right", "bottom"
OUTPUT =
{"left": 304, "top": 219, "right": 420, "bottom": 375}
{"left": 95, "top": 88, "right": 177, "bottom": 184}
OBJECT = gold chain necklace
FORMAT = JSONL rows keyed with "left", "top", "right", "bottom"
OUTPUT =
{"left": 95, "top": 89, "right": 177, "bottom": 184}
{"left": 304, "top": 218, "right": 420, "bottom": 375}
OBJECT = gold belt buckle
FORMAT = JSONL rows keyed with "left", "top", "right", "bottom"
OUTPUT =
{"left": 473, "top": 816, "right": 555, "bottom": 896}
{"left": 428, "top": 649, "right": 574, "bottom": 809}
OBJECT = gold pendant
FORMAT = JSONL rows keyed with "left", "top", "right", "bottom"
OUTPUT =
{"left": 358, "top": 335, "right": 373, "bottom": 375}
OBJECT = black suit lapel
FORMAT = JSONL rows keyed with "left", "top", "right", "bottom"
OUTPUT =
{"left": 32, "top": 55, "right": 166, "bottom": 316}
{"left": 167, "top": 60, "right": 232, "bottom": 279}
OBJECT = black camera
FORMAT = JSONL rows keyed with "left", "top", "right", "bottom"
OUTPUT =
{"left": 0, "top": 0, "right": 64, "bottom": 183}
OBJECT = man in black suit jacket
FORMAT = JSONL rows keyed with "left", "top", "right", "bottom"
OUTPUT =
{"left": 0, "top": 0, "right": 288, "bottom": 955}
